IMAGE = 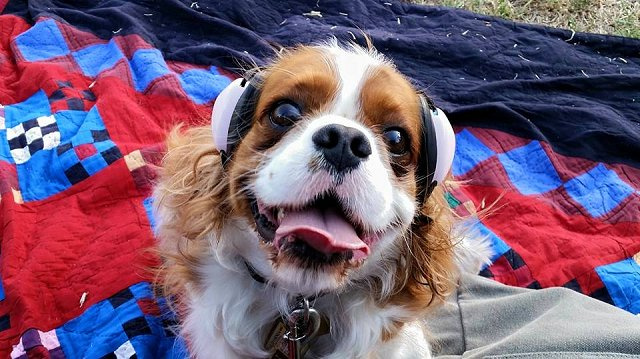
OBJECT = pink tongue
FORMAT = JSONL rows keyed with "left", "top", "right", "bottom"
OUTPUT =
{"left": 275, "top": 207, "right": 370, "bottom": 260}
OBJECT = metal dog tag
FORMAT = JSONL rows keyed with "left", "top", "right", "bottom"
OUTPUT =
{"left": 265, "top": 298, "right": 325, "bottom": 359}
{"left": 284, "top": 307, "right": 321, "bottom": 359}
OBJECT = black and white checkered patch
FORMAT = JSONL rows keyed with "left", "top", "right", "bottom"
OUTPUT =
{"left": 7, "top": 115, "right": 60, "bottom": 164}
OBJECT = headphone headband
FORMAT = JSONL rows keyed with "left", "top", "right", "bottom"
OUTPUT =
{"left": 210, "top": 77, "right": 455, "bottom": 202}
{"left": 417, "top": 96, "right": 438, "bottom": 201}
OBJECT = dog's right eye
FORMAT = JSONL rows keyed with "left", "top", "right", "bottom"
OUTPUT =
{"left": 269, "top": 101, "right": 302, "bottom": 129}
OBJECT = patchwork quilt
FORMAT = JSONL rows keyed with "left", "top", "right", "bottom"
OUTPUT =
{"left": 0, "top": 0, "right": 639, "bottom": 357}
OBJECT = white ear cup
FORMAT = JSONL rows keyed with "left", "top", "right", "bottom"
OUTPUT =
{"left": 211, "top": 78, "right": 247, "bottom": 153}
{"left": 431, "top": 107, "right": 456, "bottom": 183}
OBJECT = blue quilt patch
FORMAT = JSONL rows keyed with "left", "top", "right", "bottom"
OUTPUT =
{"left": 0, "top": 131, "right": 13, "bottom": 163}
{"left": 179, "top": 67, "right": 232, "bottom": 105}
{"left": 14, "top": 19, "right": 71, "bottom": 62}
{"left": 498, "top": 140, "right": 563, "bottom": 195}
{"left": 129, "top": 49, "right": 171, "bottom": 92}
{"left": 55, "top": 110, "right": 92, "bottom": 140}
{"left": 564, "top": 163, "right": 635, "bottom": 218}
{"left": 596, "top": 258, "right": 640, "bottom": 314}
{"left": 143, "top": 197, "right": 156, "bottom": 233}
{"left": 3, "top": 90, "right": 52, "bottom": 128}
{"left": 72, "top": 40, "right": 126, "bottom": 78}
{"left": 452, "top": 129, "right": 495, "bottom": 176}
{"left": 69, "top": 106, "right": 107, "bottom": 146}
{"left": 18, "top": 147, "right": 71, "bottom": 201}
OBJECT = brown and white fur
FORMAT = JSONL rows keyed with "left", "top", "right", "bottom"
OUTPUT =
{"left": 153, "top": 40, "right": 491, "bottom": 358}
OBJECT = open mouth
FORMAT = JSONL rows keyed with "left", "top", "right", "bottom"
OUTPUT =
{"left": 250, "top": 192, "right": 372, "bottom": 266}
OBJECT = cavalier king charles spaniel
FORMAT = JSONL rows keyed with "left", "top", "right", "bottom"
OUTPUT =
{"left": 153, "top": 40, "right": 489, "bottom": 358}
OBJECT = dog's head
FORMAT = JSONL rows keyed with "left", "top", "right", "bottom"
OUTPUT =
{"left": 157, "top": 41, "right": 457, "bottom": 305}
{"left": 206, "top": 41, "right": 456, "bottom": 298}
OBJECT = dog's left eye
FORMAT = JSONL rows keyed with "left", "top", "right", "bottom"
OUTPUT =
{"left": 269, "top": 101, "right": 302, "bottom": 128}
{"left": 383, "top": 128, "right": 409, "bottom": 155}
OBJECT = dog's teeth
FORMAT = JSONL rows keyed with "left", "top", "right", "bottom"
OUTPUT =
{"left": 277, "top": 208, "right": 285, "bottom": 222}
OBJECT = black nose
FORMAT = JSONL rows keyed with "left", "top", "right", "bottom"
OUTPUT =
{"left": 312, "top": 124, "right": 372, "bottom": 172}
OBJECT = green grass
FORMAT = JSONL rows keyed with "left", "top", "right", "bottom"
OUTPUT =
{"left": 413, "top": 0, "right": 640, "bottom": 38}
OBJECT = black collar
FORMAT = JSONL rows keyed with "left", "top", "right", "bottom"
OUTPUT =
{"left": 244, "top": 261, "right": 267, "bottom": 284}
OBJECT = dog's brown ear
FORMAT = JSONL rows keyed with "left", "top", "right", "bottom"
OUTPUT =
{"left": 388, "top": 184, "right": 457, "bottom": 312}
{"left": 153, "top": 125, "right": 231, "bottom": 301}
{"left": 155, "top": 125, "right": 231, "bottom": 242}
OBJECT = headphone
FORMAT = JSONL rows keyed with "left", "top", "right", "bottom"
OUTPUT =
{"left": 211, "top": 77, "right": 456, "bottom": 204}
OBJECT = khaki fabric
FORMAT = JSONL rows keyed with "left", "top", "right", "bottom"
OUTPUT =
{"left": 426, "top": 274, "right": 640, "bottom": 358}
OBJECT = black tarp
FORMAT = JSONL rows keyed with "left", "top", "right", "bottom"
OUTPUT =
{"left": 5, "top": 0, "right": 640, "bottom": 168}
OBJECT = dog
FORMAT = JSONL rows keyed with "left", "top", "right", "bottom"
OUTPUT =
{"left": 153, "top": 40, "right": 488, "bottom": 358}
